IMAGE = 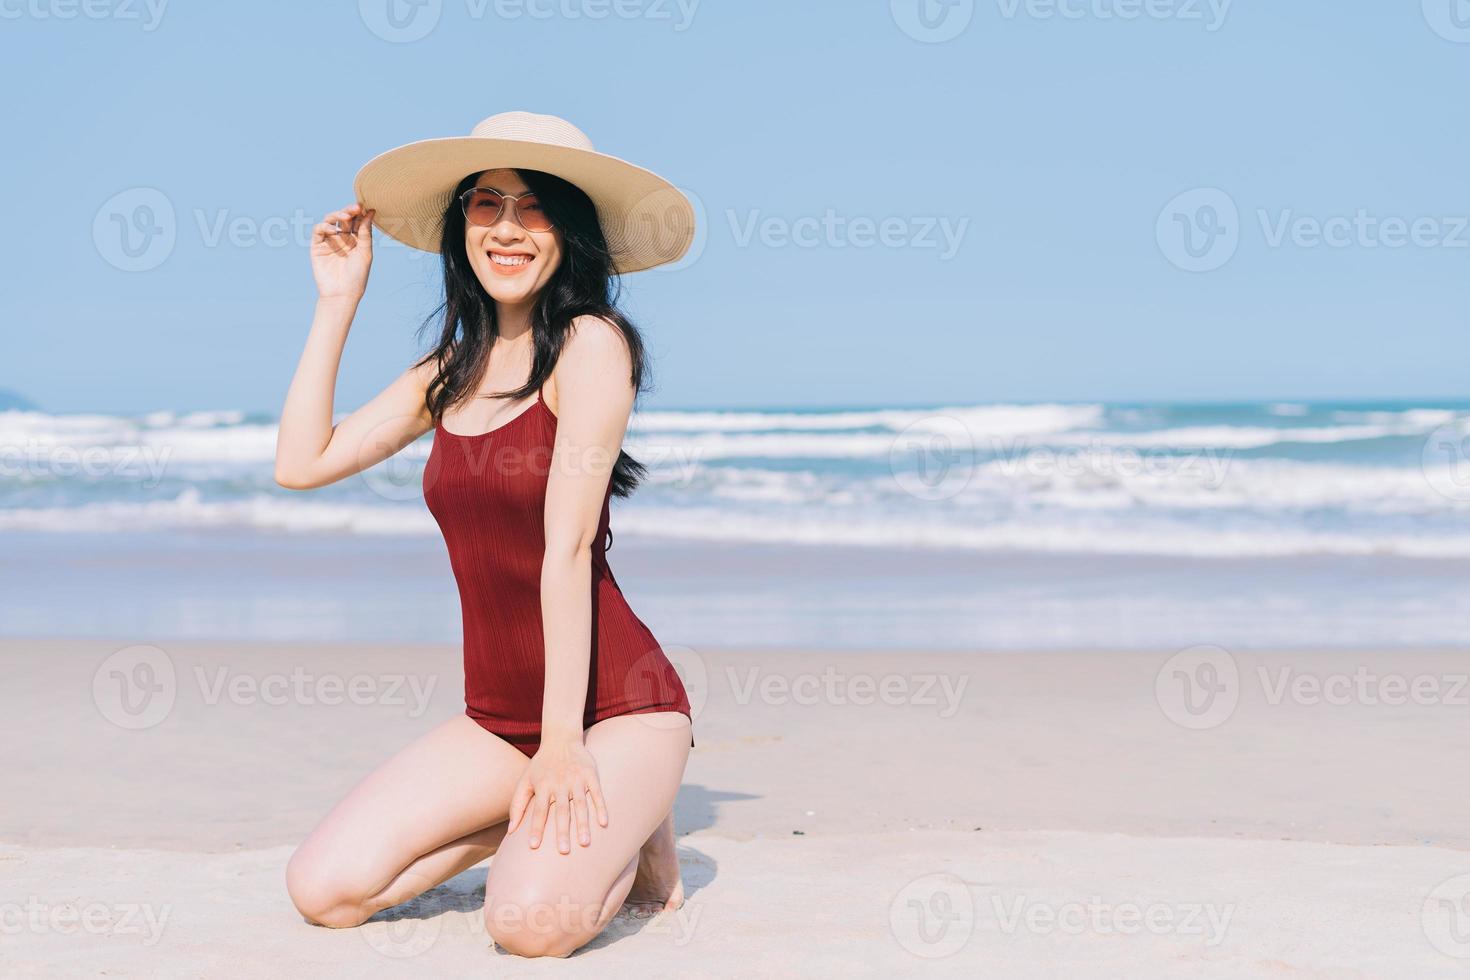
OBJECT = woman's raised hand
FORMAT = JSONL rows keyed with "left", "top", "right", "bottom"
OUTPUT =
{"left": 311, "top": 203, "right": 374, "bottom": 301}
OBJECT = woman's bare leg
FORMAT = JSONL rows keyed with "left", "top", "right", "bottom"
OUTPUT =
{"left": 482, "top": 712, "right": 692, "bottom": 958}
{"left": 358, "top": 821, "right": 509, "bottom": 915}
{"left": 622, "top": 809, "right": 685, "bottom": 916}
{"left": 286, "top": 714, "right": 527, "bottom": 928}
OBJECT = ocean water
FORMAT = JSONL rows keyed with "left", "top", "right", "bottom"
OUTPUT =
{"left": 2, "top": 400, "right": 1467, "bottom": 557}
{"left": 2, "top": 400, "right": 1467, "bottom": 649}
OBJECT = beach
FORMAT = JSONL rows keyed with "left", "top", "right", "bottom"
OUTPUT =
{"left": 4, "top": 399, "right": 1468, "bottom": 974}
{"left": 7, "top": 0, "right": 1468, "bottom": 972}
{"left": 4, "top": 636, "right": 1468, "bottom": 976}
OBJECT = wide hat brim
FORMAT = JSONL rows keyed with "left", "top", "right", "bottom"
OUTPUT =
{"left": 353, "top": 136, "right": 695, "bottom": 274}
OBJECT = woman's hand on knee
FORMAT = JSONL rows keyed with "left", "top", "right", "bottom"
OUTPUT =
{"left": 506, "top": 737, "right": 609, "bottom": 853}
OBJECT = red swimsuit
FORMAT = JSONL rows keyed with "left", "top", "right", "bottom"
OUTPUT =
{"left": 422, "top": 385, "right": 693, "bottom": 758}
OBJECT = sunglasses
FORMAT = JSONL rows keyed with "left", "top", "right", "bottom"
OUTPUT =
{"left": 458, "top": 187, "right": 554, "bottom": 233}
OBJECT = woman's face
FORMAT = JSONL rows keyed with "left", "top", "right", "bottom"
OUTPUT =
{"left": 462, "top": 168, "right": 563, "bottom": 305}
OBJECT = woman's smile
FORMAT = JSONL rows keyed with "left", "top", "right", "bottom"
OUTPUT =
{"left": 488, "top": 249, "right": 535, "bottom": 275}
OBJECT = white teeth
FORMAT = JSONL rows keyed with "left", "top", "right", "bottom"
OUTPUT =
{"left": 491, "top": 253, "right": 531, "bottom": 266}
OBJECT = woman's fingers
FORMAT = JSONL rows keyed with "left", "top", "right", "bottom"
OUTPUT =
{"left": 316, "top": 229, "right": 349, "bottom": 259}
{"left": 586, "top": 771, "right": 609, "bottom": 828}
{"left": 526, "top": 791, "right": 552, "bottom": 849}
{"left": 506, "top": 775, "right": 533, "bottom": 835}
{"left": 554, "top": 787, "right": 573, "bottom": 854}
{"left": 572, "top": 786, "right": 592, "bottom": 846}
{"left": 310, "top": 207, "right": 376, "bottom": 262}
{"left": 314, "top": 207, "right": 372, "bottom": 240}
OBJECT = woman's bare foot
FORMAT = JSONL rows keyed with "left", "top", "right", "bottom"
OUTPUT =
{"left": 620, "top": 810, "right": 684, "bottom": 917}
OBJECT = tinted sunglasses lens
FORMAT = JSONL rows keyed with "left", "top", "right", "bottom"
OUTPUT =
{"left": 461, "top": 190, "right": 553, "bottom": 232}
{"left": 462, "top": 189, "right": 503, "bottom": 226}
{"left": 515, "top": 194, "right": 552, "bottom": 232}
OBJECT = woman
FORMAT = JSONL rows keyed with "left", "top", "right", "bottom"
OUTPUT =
{"left": 273, "top": 111, "right": 698, "bottom": 959}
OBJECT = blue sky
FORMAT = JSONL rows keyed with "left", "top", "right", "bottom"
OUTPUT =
{"left": 3, "top": 1, "right": 1467, "bottom": 413}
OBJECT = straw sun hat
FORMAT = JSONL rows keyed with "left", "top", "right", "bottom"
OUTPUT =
{"left": 353, "top": 110, "right": 696, "bottom": 274}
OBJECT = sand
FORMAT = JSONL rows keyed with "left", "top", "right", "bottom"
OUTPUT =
{"left": 3, "top": 637, "right": 1467, "bottom": 976}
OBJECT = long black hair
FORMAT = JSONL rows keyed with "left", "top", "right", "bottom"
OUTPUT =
{"left": 415, "top": 168, "right": 651, "bottom": 498}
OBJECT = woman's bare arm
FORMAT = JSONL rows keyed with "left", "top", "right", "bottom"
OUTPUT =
{"left": 273, "top": 203, "right": 436, "bottom": 491}
{"left": 503, "top": 315, "right": 635, "bottom": 851}
{"left": 537, "top": 315, "right": 639, "bottom": 745}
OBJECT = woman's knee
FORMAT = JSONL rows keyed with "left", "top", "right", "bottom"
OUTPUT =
{"left": 285, "top": 843, "right": 376, "bottom": 929}
{"left": 482, "top": 883, "right": 604, "bottom": 958}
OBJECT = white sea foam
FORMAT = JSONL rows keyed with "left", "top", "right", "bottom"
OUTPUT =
{"left": 1329, "top": 408, "right": 1456, "bottom": 426}
{"left": 1, "top": 482, "right": 1465, "bottom": 558}
{"left": 3, "top": 404, "right": 1456, "bottom": 465}
{"left": 1043, "top": 421, "right": 1442, "bottom": 450}
{"left": 0, "top": 488, "right": 439, "bottom": 535}
{"left": 139, "top": 409, "right": 249, "bottom": 428}
{"left": 4, "top": 403, "right": 1468, "bottom": 559}
{"left": 961, "top": 456, "right": 1470, "bottom": 514}
{"left": 630, "top": 403, "right": 1105, "bottom": 434}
